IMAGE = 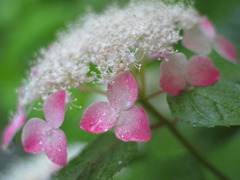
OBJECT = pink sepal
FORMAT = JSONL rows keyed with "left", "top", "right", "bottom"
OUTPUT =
{"left": 22, "top": 118, "right": 67, "bottom": 166}
{"left": 80, "top": 102, "right": 118, "bottom": 133}
{"left": 183, "top": 16, "right": 238, "bottom": 63}
{"left": 160, "top": 53, "right": 187, "bottom": 95}
{"left": 2, "top": 108, "right": 26, "bottom": 150}
{"left": 80, "top": 72, "right": 152, "bottom": 142}
{"left": 107, "top": 72, "right": 138, "bottom": 111}
{"left": 182, "top": 25, "right": 212, "bottom": 55}
{"left": 115, "top": 107, "right": 151, "bottom": 142}
{"left": 22, "top": 118, "right": 47, "bottom": 153}
{"left": 22, "top": 90, "right": 67, "bottom": 166}
{"left": 45, "top": 129, "right": 67, "bottom": 166}
{"left": 44, "top": 90, "right": 66, "bottom": 129}
{"left": 199, "top": 16, "right": 216, "bottom": 39}
{"left": 187, "top": 55, "right": 221, "bottom": 86}
{"left": 160, "top": 53, "right": 220, "bottom": 95}
{"left": 213, "top": 36, "right": 238, "bottom": 63}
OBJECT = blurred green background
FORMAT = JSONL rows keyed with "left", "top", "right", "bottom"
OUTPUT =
{"left": 0, "top": 0, "right": 240, "bottom": 179}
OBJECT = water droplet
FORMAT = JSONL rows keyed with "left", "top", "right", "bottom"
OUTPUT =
{"left": 58, "top": 147, "right": 62, "bottom": 152}
{"left": 39, "top": 141, "right": 43, "bottom": 145}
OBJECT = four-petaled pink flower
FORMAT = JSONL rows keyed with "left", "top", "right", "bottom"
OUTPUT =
{"left": 22, "top": 90, "right": 67, "bottom": 166}
{"left": 182, "top": 16, "right": 238, "bottom": 63}
{"left": 160, "top": 53, "right": 221, "bottom": 95}
{"left": 80, "top": 72, "right": 151, "bottom": 142}
{"left": 2, "top": 105, "right": 26, "bottom": 150}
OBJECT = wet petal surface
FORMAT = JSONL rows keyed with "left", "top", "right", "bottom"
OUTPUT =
{"left": 22, "top": 118, "right": 48, "bottom": 153}
{"left": 80, "top": 102, "right": 118, "bottom": 133}
{"left": 44, "top": 90, "right": 66, "bottom": 128}
{"left": 45, "top": 129, "right": 67, "bottom": 166}
{"left": 107, "top": 72, "right": 138, "bottom": 111}
{"left": 115, "top": 107, "right": 151, "bottom": 142}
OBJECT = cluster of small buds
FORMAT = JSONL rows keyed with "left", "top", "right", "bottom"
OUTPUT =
{"left": 2, "top": 0, "right": 238, "bottom": 166}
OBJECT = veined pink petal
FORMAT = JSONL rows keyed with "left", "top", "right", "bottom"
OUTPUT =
{"left": 199, "top": 16, "right": 216, "bottom": 39}
{"left": 213, "top": 35, "right": 238, "bottom": 63}
{"left": 2, "top": 110, "right": 26, "bottom": 150}
{"left": 160, "top": 53, "right": 187, "bottom": 95}
{"left": 187, "top": 55, "right": 220, "bottom": 86}
{"left": 107, "top": 72, "right": 138, "bottom": 111}
{"left": 115, "top": 107, "right": 151, "bottom": 142}
{"left": 45, "top": 129, "right": 67, "bottom": 166}
{"left": 22, "top": 118, "right": 48, "bottom": 153}
{"left": 44, "top": 90, "right": 66, "bottom": 129}
{"left": 182, "top": 25, "right": 212, "bottom": 55}
{"left": 80, "top": 102, "right": 118, "bottom": 133}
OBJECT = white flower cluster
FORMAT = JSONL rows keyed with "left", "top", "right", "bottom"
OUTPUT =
{"left": 19, "top": 0, "right": 198, "bottom": 106}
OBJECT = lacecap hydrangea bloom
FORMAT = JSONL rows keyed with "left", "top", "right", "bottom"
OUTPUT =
{"left": 2, "top": 0, "right": 237, "bottom": 166}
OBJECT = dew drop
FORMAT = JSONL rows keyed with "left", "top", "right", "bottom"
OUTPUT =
{"left": 39, "top": 141, "right": 43, "bottom": 145}
{"left": 118, "top": 161, "right": 122, "bottom": 165}
{"left": 58, "top": 147, "right": 62, "bottom": 152}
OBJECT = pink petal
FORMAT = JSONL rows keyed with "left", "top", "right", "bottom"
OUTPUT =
{"left": 186, "top": 55, "right": 220, "bottom": 86}
{"left": 2, "top": 110, "right": 26, "bottom": 150}
{"left": 213, "top": 35, "right": 238, "bottom": 63}
{"left": 44, "top": 90, "right": 66, "bottom": 129}
{"left": 80, "top": 102, "right": 118, "bottom": 133}
{"left": 107, "top": 72, "right": 138, "bottom": 111}
{"left": 22, "top": 118, "right": 48, "bottom": 153}
{"left": 199, "top": 16, "right": 216, "bottom": 39}
{"left": 45, "top": 129, "right": 67, "bottom": 166}
{"left": 160, "top": 53, "right": 187, "bottom": 95}
{"left": 115, "top": 107, "right": 151, "bottom": 142}
{"left": 182, "top": 25, "right": 212, "bottom": 55}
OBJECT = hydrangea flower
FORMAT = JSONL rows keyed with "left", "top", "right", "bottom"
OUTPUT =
{"left": 182, "top": 16, "right": 238, "bottom": 63}
{"left": 2, "top": 0, "right": 200, "bottom": 158}
{"left": 2, "top": 105, "right": 26, "bottom": 150}
{"left": 80, "top": 72, "right": 151, "bottom": 142}
{"left": 16, "top": 1, "right": 198, "bottom": 107}
{"left": 21, "top": 90, "right": 67, "bottom": 166}
{"left": 2, "top": 0, "right": 235, "bottom": 167}
{"left": 160, "top": 53, "right": 221, "bottom": 95}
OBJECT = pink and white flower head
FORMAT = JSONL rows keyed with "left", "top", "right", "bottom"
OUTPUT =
{"left": 160, "top": 53, "right": 221, "bottom": 95}
{"left": 80, "top": 72, "right": 151, "bottom": 142}
{"left": 2, "top": 105, "right": 26, "bottom": 150}
{"left": 22, "top": 90, "right": 67, "bottom": 166}
{"left": 182, "top": 16, "right": 238, "bottom": 63}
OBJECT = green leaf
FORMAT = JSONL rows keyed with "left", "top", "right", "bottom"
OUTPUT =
{"left": 53, "top": 133, "right": 138, "bottom": 180}
{"left": 167, "top": 81, "right": 240, "bottom": 127}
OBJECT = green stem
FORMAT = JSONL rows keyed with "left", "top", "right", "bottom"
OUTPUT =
{"left": 140, "top": 100, "right": 229, "bottom": 180}
{"left": 79, "top": 84, "right": 106, "bottom": 95}
{"left": 140, "top": 59, "right": 146, "bottom": 97}
{"left": 146, "top": 90, "right": 165, "bottom": 100}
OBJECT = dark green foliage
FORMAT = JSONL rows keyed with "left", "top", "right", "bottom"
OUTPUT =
{"left": 168, "top": 81, "right": 240, "bottom": 127}
{"left": 53, "top": 133, "right": 137, "bottom": 180}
